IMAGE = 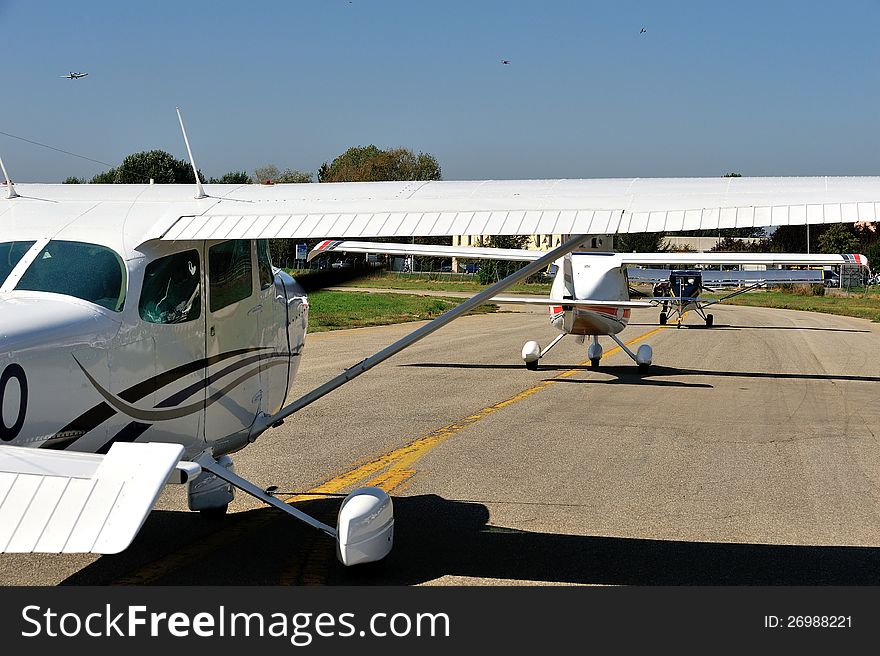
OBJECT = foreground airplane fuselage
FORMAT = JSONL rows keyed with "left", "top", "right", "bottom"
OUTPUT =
{"left": 0, "top": 237, "right": 305, "bottom": 460}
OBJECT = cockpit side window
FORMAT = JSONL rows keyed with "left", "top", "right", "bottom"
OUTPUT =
{"left": 208, "top": 239, "right": 252, "bottom": 312}
{"left": 0, "top": 241, "right": 35, "bottom": 286}
{"left": 15, "top": 240, "right": 126, "bottom": 312}
{"left": 139, "top": 250, "right": 201, "bottom": 324}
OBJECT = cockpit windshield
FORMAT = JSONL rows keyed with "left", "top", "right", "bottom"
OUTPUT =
{"left": 0, "top": 241, "right": 36, "bottom": 287}
{"left": 15, "top": 240, "right": 127, "bottom": 311}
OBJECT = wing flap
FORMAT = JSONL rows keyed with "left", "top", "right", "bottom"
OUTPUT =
{"left": 0, "top": 442, "right": 185, "bottom": 554}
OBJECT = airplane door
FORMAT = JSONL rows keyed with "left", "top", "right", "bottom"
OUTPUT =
{"left": 104, "top": 245, "right": 206, "bottom": 455}
{"left": 204, "top": 239, "right": 264, "bottom": 446}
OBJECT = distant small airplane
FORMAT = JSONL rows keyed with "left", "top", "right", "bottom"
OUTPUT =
{"left": 640, "top": 27, "right": 647, "bottom": 34}
{"left": 501, "top": 60, "right": 510, "bottom": 65}
{"left": 60, "top": 71, "right": 88, "bottom": 79}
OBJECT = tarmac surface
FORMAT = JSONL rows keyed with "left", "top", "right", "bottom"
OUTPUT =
{"left": 2, "top": 303, "right": 880, "bottom": 585}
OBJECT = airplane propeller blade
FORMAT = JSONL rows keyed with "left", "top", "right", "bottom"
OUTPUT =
{"left": 291, "top": 264, "right": 379, "bottom": 293}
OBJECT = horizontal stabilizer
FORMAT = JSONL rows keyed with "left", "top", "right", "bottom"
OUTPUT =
{"left": 0, "top": 442, "right": 185, "bottom": 554}
{"left": 646, "top": 297, "right": 719, "bottom": 305}
{"left": 491, "top": 295, "right": 653, "bottom": 308}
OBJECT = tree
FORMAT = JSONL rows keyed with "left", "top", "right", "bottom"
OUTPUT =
{"left": 208, "top": 171, "right": 252, "bottom": 184}
{"left": 90, "top": 168, "right": 118, "bottom": 183}
{"left": 63, "top": 176, "right": 86, "bottom": 184}
{"left": 862, "top": 238, "right": 880, "bottom": 272}
{"left": 88, "top": 150, "right": 204, "bottom": 184}
{"left": 274, "top": 169, "right": 313, "bottom": 183}
{"left": 818, "top": 223, "right": 860, "bottom": 254}
{"left": 475, "top": 235, "right": 531, "bottom": 284}
{"left": 710, "top": 236, "right": 769, "bottom": 252}
{"left": 615, "top": 232, "right": 668, "bottom": 253}
{"left": 253, "top": 165, "right": 280, "bottom": 184}
{"left": 318, "top": 145, "right": 441, "bottom": 182}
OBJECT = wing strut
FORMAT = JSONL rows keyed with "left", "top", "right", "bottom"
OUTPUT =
{"left": 250, "top": 233, "right": 591, "bottom": 438}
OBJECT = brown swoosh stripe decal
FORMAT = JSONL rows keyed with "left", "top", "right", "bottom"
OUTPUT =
{"left": 97, "top": 353, "right": 289, "bottom": 453}
{"left": 41, "top": 347, "right": 273, "bottom": 449}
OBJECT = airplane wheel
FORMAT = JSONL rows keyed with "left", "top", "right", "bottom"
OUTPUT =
{"left": 659, "top": 312, "right": 667, "bottom": 325}
{"left": 200, "top": 504, "right": 229, "bottom": 519}
{"left": 525, "top": 360, "right": 539, "bottom": 371}
{"left": 705, "top": 313, "right": 714, "bottom": 327}
{"left": 590, "top": 358, "right": 600, "bottom": 368}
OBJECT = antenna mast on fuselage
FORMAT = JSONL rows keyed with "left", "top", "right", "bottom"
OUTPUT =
{"left": 175, "top": 106, "right": 206, "bottom": 200}
{"left": 0, "top": 152, "right": 18, "bottom": 199}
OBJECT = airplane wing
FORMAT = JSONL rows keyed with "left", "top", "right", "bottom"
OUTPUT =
{"left": 491, "top": 296, "right": 653, "bottom": 308}
{"left": 619, "top": 252, "right": 868, "bottom": 266}
{"left": 0, "top": 442, "right": 195, "bottom": 554}
{"left": 627, "top": 267, "right": 826, "bottom": 285}
{"left": 308, "top": 239, "right": 539, "bottom": 262}
{"left": 152, "top": 176, "right": 880, "bottom": 242}
{"left": 701, "top": 269, "right": 824, "bottom": 285}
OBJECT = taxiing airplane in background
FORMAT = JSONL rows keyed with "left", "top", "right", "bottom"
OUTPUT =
{"left": 309, "top": 241, "right": 868, "bottom": 369}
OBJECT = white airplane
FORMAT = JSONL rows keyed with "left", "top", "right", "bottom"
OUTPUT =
{"left": 308, "top": 240, "right": 868, "bottom": 369}
{"left": 59, "top": 72, "right": 88, "bottom": 79}
{"left": 2, "top": 141, "right": 880, "bottom": 564}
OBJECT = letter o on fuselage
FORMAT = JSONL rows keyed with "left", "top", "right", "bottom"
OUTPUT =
{"left": 0, "top": 363, "right": 27, "bottom": 441}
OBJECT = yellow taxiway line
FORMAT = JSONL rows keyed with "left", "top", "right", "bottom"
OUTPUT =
{"left": 115, "top": 321, "right": 670, "bottom": 585}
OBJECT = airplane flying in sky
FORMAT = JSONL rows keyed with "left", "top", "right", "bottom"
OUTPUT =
{"left": 309, "top": 241, "right": 868, "bottom": 369}
{"left": 59, "top": 71, "right": 88, "bottom": 79}
{"left": 1, "top": 145, "right": 880, "bottom": 564}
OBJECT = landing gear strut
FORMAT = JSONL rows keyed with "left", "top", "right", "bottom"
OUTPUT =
{"left": 521, "top": 333, "right": 566, "bottom": 370}
{"left": 608, "top": 333, "right": 653, "bottom": 370}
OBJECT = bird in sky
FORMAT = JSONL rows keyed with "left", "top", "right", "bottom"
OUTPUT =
{"left": 501, "top": 59, "right": 510, "bottom": 65}
{"left": 640, "top": 27, "right": 647, "bottom": 34}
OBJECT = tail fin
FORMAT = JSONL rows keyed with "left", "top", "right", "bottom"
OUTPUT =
{"left": 562, "top": 253, "right": 575, "bottom": 299}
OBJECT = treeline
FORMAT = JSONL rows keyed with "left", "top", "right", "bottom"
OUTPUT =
{"left": 63, "top": 144, "right": 441, "bottom": 186}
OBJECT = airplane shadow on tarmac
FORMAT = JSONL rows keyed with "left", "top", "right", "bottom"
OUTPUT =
{"left": 63, "top": 494, "right": 880, "bottom": 586}
{"left": 404, "top": 363, "right": 880, "bottom": 388}
{"left": 627, "top": 322, "right": 871, "bottom": 333}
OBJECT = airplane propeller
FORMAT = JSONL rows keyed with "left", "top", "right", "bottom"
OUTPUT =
{"left": 291, "top": 263, "right": 379, "bottom": 293}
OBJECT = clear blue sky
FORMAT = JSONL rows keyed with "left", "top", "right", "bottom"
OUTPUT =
{"left": 3, "top": 0, "right": 880, "bottom": 182}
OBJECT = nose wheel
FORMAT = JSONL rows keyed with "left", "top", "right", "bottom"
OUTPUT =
{"left": 587, "top": 336, "right": 603, "bottom": 367}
